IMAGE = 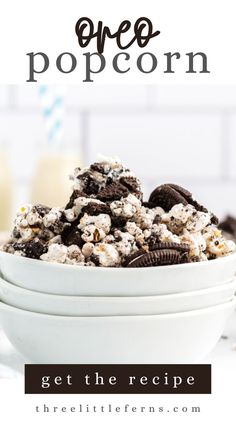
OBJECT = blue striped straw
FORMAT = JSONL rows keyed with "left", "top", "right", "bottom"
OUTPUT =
{"left": 39, "top": 85, "right": 65, "bottom": 148}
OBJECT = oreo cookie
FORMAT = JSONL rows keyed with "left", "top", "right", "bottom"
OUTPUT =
{"left": 149, "top": 184, "right": 190, "bottom": 210}
{"left": 124, "top": 242, "right": 190, "bottom": 267}
{"left": 111, "top": 215, "right": 128, "bottom": 229}
{"left": 149, "top": 183, "right": 218, "bottom": 224}
{"left": 82, "top": 202, "right": 111, "bottom": 216}
{"left": 97, "top": 181, "right": 129, "bottom": 201}
{"left": 119, "top": 176, "right": 142, "bottom": 199}
{"left": 125, "top": 249, "right": 189, "bottom": 267}
{"left": 78, "top": 172, "right": 100, "bottom": 196}
{"left": 149, "top": 241, "right": 190, "bottom": 253}
{"left": 90, "top": 162, "right": 107, "bottom": 174}
{"left": 61, "top": 224, "right": 83, "bottom": 247}
{"left": 122, "top": 248, "right": 147, "bottom": 267}
{"left": 13, "top": 239, "right": 47, "bottom": 259}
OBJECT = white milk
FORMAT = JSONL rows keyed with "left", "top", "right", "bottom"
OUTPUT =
{"left": 0, "top": 152, "right": 12, "bottom": 231}
{"left": 31, "top": 154, "right": 82, "bottom": 208}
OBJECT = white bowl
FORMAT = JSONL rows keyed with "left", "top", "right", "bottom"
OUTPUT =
{"left": 0, "top": 251, "right": 236, "bottom": 296}
{"left": 0, "top": 275, "right": 235, "bottom": 316}
{"left": 0, "top": 299, "right": 235, "bottom": 364}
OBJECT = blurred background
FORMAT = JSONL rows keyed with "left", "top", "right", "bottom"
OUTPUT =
{"left": 1, "top": 84, "right": 236, "bottom": 231}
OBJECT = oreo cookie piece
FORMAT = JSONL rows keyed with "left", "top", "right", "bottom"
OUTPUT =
{"left": 142, "top": 201, "right": 152, "bottom": 208}
{"left": 90, "top": 162, "right": 107, "bottom": 174}
{"left": 61, "top": 224, "right": 83, "bottom": 247}
{"left": 97, "top": 181, "right": 129, "bottom": 202}
{"left": 149, "top": 183, "right": 218, "bottom": 224}
{"left": 125, "top": 249, "right": 189, "bottom": 268}
{"left": 13, "top": 239, "right": 47, "bottom": 259}
{"left": 82, "top": 202, "right": 111, "bottom": 216}
{"left": 149, "top": 184, "right": 189, "bottom": 210}
{"left": 111, "top": 215, "right": 128, "bottom": 229}
{"left": 122, "top": 248, "right": 147, "bottom": 267}
{"left": 119, "top": 176, "right": 141, "bottom": 197}
{"left": 77, "top": 172, "right": 100, "bottom": 196}
{"left": 148, "top": 241, "right": 190, "bottom": 253}
{"left": 124, "top": 242, "right": 190, "bottom": 268}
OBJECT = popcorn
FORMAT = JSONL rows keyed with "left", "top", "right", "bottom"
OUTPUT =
{"left": 41, "top": 243, "right": 85, "bottom": 265}
{"left": 110, "top": 194, "right": 141, "bottom": 219}
{"left": 3, "top": 157, "right": 235, "bottom": 267}
{"left": 203, "top": 226, "right": 236, "bottom": 257}
{"left": 79, "top": 213, "right": 111, "bottom": 242}
{"left": 40, "top": 244, "right": 68, "bottom": 263}
{"left": 82, "top": 242, "right": 94, "bottom": 258}
{"left": 162, "top": 204, "right": 211, "bottom": 234}
{"left": 180, "top": 229, "right": 207, "bottom": 258}
{"left": 93, "top": 243, "right": 120, "bottom": 267}
{"left": 64, "top": 197, "right": 103, "bottom": 222}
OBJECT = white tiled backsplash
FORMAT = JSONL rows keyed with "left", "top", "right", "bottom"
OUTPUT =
{"left": 1, "top": 84, "right": 236, "bottom": 219}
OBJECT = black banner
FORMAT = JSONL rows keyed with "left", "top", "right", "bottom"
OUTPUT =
{"left": 25, "top": 364, "right": 211, "bottom": 394}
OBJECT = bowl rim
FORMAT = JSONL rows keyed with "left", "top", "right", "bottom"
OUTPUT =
{"left": 0, "top": 249, "right": 236, "bottom": 273}
{"left": 0, "top": 296, "right": 235, "bottom": 320}
{"left": 0, "top": 274, "right": 235, "bottom": 301}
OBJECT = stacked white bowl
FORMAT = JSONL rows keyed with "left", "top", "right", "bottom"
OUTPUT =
{"left": 0, "top": 250, "right": 236, "bottom": 364}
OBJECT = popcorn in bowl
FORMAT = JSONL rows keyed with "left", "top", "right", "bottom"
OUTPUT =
{"left": 2, "top": 156, "right": 235, "bottom": 267}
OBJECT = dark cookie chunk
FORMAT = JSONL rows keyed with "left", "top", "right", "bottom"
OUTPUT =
{"left": 82, "top": 202, "right": 111, "bottom": 216}
{"left": 125, "top": 249, "right": 189, "bottom": 268}
{"left": 77, "top": 172, "right": 100, "bottom": 196}
{"left": 111, "top": 215, "right": 128, "bottom": 229}
{"left": 119, "top": 176, "right": 143, "bottom": 200}
{"left": 97, "top": 181, "right": 129, "bottom": 201}
{"left": 89, "top": 253, "right": 100, "bottom": 266}
{"left": 13, "top": 239, "right": 47, "bottom": 259}
{"left": 149, "top": 183, "right": 218, "bottom": 224}
{"left": 142, "top": 201, "right": 152, "bottom": 208}
{"left": 149, "top": 241, "right": 190, "bottom": 253}
{"left": 47, "top": 220, "right": 67, "bottom": 236}
{"left": 90, "top": 162, "right": 106, "bottom": 174}
{"left": 61, "top": 224, "right": 83, "bottom": 247}
{"left": 119, "top": 176, "right": 140, "bottom": 193}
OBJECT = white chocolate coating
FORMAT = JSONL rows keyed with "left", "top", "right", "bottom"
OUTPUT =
{"left": 93, "top": 243, "right": 120, "bottom": 267}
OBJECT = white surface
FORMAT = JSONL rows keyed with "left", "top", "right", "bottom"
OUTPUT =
{"left": 0, "top": 299, "right": 234, "bottom": 364}
{"left": 89, "top": 114, "right": 222, "bottom": 179}
{"left": 1, "top": 251, "right": 236, "bottom": 296}
{"left": 0, "top": 275, "right": 236, "bottom": 317}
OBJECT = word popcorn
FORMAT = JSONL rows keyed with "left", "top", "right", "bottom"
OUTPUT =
{"left": 26, "top": 17, "right": 210, "bottom": 82}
